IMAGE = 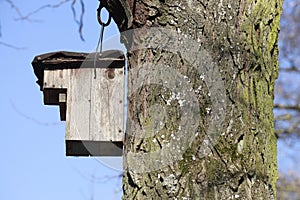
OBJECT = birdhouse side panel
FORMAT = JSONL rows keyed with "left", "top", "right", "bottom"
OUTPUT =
{"left": 43, "top": 69, "right": 70, "bottom": 89}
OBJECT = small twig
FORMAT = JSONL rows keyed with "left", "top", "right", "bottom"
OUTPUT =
{"left": 4, "top": 0, "right": 26, "bottom": 20}
{"left": 5, "top": 0, "right": 64, "bottom": 22}
{"left": 286, "top": 120, "right": 300, "bottom": 134}
{"left": 279, "top": 66, "right": 300, "bottom": 73}
{"left": 79, "top": 0, "right": 85, "bottom": 41}
{"left": 71, "top": 0, "right": 85, "bottom": 41}
{"left": 70, "top": 164, "right": 123, "bottom": 183}
{"left": 274, "top": 104, "right": 300, "bottom": 111}
{"left": 0, "top": 41, "right": 26, "bottom": 50}
{"left": 276, "top": 119, "right": 300, "bottom": 137}
{"left": 10, "top": 100, "right": 62, "bottom": 126}
{"left": 275, "top": 113, "right": 292, "bottom": 121}
{"left": 0, "top": 21, "right": 2, "bottom": 37}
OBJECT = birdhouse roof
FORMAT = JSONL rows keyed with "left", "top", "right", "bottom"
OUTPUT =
{"left": 32, "top": 50, "right": 125, "bottom": 90}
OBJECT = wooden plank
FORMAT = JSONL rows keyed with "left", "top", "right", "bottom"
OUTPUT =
{"left": 43, "top": 70, "right": 69, "bottom": 120}
{"left": 66, "top": 68, "right": 92, "bottom": 141}
{"left": 90, "top": 68, "right": 124, "bottom": 142}
{"left": 42, "top": 57, "right": 124, "bottom": 69}
{"left": 43, "top": 70, "right": 54, "bottom": 89}
{"left": 43, "top": 70, "right": 70, "bottom": 89}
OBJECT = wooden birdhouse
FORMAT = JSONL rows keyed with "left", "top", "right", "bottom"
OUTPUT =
{"left": 32, "top": 50, "right": 124, "bottom": 156}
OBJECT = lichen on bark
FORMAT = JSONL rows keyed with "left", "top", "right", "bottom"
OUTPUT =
{"left": 103, "top": 0, "right": 283, "bottom": 199}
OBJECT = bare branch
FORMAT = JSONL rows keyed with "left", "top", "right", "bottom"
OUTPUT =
{"left": 279, "top": 66, "right": 300, "bottom": 73}
{"left": 275, "top": 113, "right": 292, "bottom": 121}
{"left": 4, "top": 0, "right": 85, "bottom": 40}
{"left": 274, "top": 104, "right": 300, "bottom": 111}
{"left": 79, "top": 0, "right": 85, "bottom": 41}
{"left": 276, "top": 119, "right": 300, "bottom": 137}
{"left": 23, "top": 0, "right": 71, "bottom": 18}
{"left": 0, "top": 21, "right": 2, "bottom": 37}
{"left": 10, "top": 100, "right": 62, "bottom": 126}
{"left": 71, "top": 0, "right": 85, "bottom": 41}
{"left": 5, "top": 0, "right": 72, "bottom": 22}
{"left": 4, "top": 0, "right": 27, "bottom": 21}
{"left": 70, "top": 164, "right": 122, "bottom": 184}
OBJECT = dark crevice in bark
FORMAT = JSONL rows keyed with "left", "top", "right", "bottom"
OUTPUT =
{"left": 127, "top": 171, "right": 139, "bottom": 189}
{"left": 227, "top": 89, "right": 236, "bottom": 104}
{"left": 237, "top": 134, "right": 244, "bottom": 143}
{"left": 234, "top": 175, "right": 245, "bottom": 192}
{"left": 156, "top": 137, "right": 163, "bottom": 149}
{"left": 210, "top": 144, "right": 230, "bottom": 171}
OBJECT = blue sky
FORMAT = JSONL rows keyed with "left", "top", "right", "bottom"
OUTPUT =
{"left": 0, "top": 1, "right": 123, "bottom": 199}
{"left": 1, "top": 1, "right": 299, "bottom": 199}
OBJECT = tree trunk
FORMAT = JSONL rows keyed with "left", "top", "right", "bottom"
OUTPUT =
{"left": 103, "top": 0, "right": 283, "bottom": 199}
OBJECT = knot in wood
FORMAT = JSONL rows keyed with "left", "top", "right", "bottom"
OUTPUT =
{"left": 106, "top": 69, "right": 115, "bottom": 79}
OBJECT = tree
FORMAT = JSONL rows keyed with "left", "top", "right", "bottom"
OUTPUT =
{"left": 103, "top": 0, "right": 283, "bottom": 199}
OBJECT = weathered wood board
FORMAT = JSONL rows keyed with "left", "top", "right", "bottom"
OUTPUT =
{"left": 32, "top": 51, "right": 124, "bottom": 156}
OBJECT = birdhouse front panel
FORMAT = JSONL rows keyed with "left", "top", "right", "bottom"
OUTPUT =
{"left": 32, "top": 51, "right": 125, "bottom": 156}
{"left": 66, "top": 67, "right": 124, "bottom": 141}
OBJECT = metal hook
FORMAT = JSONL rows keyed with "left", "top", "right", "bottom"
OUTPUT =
{"left": 94, "top": 2, "right": 111, "bottom": 79}
{"left": 97, "top": 4, "right": 111, "bottom": 27}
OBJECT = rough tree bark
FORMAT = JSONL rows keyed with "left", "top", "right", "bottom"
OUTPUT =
{"left": 103, "top": 0, "right": 283, "bottom": 199}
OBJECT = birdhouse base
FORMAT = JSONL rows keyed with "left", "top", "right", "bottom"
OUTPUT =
{"left": 66, "top": 140, "right": 123, "bottom": 156}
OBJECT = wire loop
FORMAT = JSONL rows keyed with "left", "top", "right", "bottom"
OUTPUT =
{"left": 94, "top": 2, "right": 111, "bottom": 79}
{"left": 97, "top": 4, "right": 111, "bottom": 27}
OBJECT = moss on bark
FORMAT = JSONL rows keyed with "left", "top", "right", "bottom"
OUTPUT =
{"left": 103, "top": 0, "right": 283, "bottom": 199}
